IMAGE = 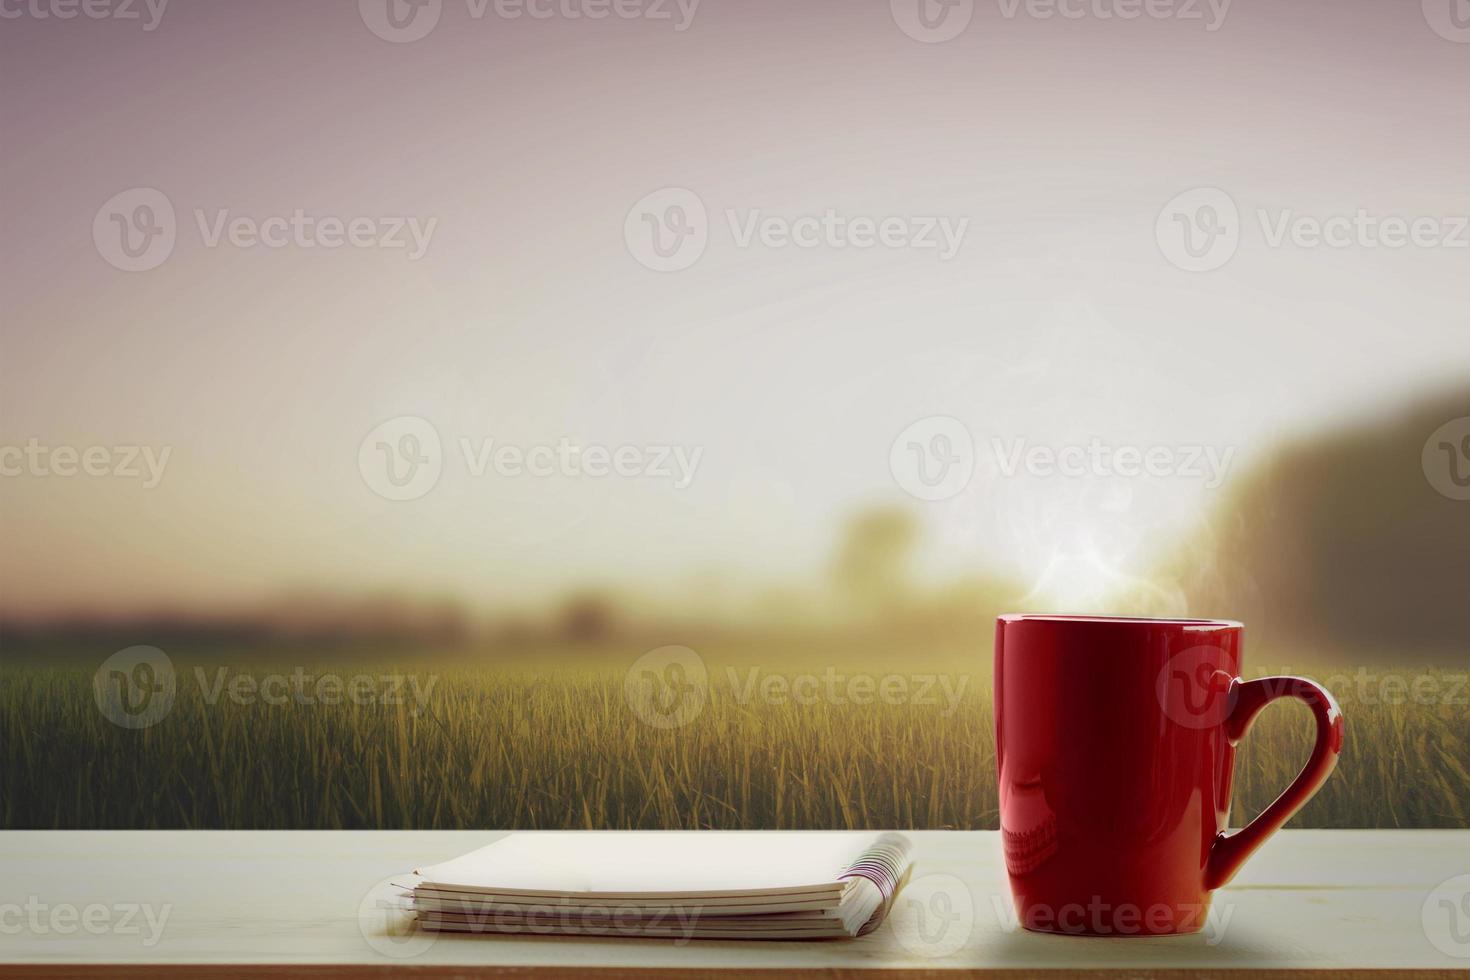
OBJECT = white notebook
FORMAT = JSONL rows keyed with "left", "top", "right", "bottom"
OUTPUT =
{"left": 397, "top": 831, "right": 914, "bottom": 940}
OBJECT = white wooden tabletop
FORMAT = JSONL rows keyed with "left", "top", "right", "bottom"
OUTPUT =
{"left": 1, "top": 830, "right": 1467, "bottom": 977}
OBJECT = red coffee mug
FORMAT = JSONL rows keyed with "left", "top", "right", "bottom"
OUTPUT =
{"left": 995, "top": 614, "right": 1343, "bottom": 936}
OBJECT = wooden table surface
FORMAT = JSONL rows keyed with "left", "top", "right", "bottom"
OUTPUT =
{"left": 1, "top": 830, "right": 1467, "bottom": 978}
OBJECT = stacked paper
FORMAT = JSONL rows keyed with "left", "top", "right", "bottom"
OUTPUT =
{"left": 395, "top": 831, "right": 913, "bottom": 940}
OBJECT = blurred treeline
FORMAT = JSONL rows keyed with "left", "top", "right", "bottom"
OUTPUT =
{"left": 5, "top": 384, "right": 1467, "bottom": 664}
{"left": 1140, "top": 384, "right": 1470, "bottom": 660}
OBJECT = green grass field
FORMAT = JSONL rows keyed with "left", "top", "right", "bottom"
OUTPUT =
{"left": 3, "top": 647, "right": 1467, "bottom": 829}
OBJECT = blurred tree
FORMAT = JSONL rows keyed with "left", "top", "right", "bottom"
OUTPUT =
{"left": 830, "top": 507, "right": 919, "bottom": 620}
{"left": 1170, "top": 383, "right": 1470, "bottom": 659}
{"left": 558, "top": 592, "right": 618, "bottom": 643}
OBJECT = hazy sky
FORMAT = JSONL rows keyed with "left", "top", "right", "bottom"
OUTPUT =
{"left": 2, "top": 0, "right": 1468, "bottom": 617}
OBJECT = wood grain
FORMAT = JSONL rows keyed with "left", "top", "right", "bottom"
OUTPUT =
{"left": 1, "top": 830, "right": 1465, "bottom": 976}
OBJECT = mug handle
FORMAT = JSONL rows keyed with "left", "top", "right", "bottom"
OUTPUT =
{"left": 1204, "top": 675, "right": 1344, "bottom": 890}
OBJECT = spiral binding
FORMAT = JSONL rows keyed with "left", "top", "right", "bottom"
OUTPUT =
{"left": 839, "top": 832, "right": 915, "bottom": 936}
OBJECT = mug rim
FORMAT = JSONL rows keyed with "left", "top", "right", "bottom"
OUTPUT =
{"left": 998, "top": 613, "right": 1242, "bottom": 631}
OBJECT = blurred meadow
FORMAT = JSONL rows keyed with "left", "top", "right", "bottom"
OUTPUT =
{"left": 5, "top": 645, "right": 1468, "bottom": 829}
